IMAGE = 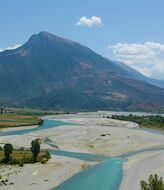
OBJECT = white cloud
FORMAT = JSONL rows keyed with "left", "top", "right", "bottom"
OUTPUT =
{"left": 0, "top": 44, "right": 22, "bottom": 52}
{"left": 108, "top": 42, "right": 164, "bottom": 79}
{"left": 76, "top": 16, "right": 103, "bottom": 27}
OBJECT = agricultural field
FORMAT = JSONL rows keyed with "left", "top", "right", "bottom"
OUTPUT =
{"left": 0, "top": 108, "right": 68, "bottom": 128}
{"left": 0, "top": 150, "right": 50, "bottom": 164}
{"left": 0, "top": 114, "right": 41, "bottom": 128}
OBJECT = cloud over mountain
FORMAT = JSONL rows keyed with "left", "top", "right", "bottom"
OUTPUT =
{"left": 109, "top": 42, "right": 164, "bottom": 79}
{"left": 0, "top": 44, "right": 22, "bottom": 52}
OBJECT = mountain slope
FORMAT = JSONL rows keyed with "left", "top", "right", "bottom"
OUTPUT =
{"left": 114, "top": 61, "right": 164, "bottom": 89}
{"left": 0, "top": 31, "right": 164, "bottom": 111}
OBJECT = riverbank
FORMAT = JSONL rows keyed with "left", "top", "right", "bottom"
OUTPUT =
{"left": 120, "top": 150, "right": 164, "bottom": 190}
{"left": 0, "top": 155, "right": 95, "bottom": 190}
{"left": 40, "top": 112, "right": 164, "bottom": 157}
{"left": 45, "top": 112, "right": 164, "bottom": 189}
{"left": 0, "top": 111, "right": 164, "bottom": 190}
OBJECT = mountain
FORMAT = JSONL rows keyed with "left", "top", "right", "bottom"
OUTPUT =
{"left": 0, "top": 31, "right": 164, "bottom": 111}
{"left": 146, "top": 78, "right": 164, "bottom": 89}
{"left": 114, "top": 61, "right": 164, "bottom": 89}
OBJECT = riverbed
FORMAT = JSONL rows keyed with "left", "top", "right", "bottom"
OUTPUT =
{"left": 0, "top": 111, "right": 164, "bottom": 190}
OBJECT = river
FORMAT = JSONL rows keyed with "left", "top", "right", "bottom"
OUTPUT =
{"left": 0, "top": 118, "right": 163, "bottom": 190}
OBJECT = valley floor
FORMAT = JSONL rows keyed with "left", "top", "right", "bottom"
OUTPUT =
{"left": 0, "top": 111, "right": 164, "bottom": 190}
{"left": 0, "top": 155, "right": 93, "bottom": 190}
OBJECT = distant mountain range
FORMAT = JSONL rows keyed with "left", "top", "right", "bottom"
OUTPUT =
{"left": 114, "top": 61, "right": 164, "bottom": 89}
{"left": 0, "top": 31, "right": 164, "bottom": 111}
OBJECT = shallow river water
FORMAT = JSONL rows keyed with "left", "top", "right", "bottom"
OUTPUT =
{"left": 0, "top": 118, "right": 163, "bottom": 190}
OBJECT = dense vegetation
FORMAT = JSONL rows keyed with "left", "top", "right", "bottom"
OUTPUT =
{"left": 0, "top": 149, "right": 50, "bottom": 165}
{"left": 111, "top": 114, "right": 164, "bottom": 129}
{"left": 0, "top": 139, "right": 50, "bottom": 165}
{"left": 140, "top": 174, "right": 164, "bottom": 190}
{"left": 3, "top": 108, "right": 68, "bottom": 116}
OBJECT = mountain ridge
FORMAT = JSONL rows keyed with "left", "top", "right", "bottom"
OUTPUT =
{"left": 0, "top": 31, "right": 164, "bottom": 111}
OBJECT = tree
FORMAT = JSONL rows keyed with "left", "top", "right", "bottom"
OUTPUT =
{"left": 0, "top": 108, "right": 3, "bottom": 114}
{"left": 38, "top": 119, "right": 44, "bottom": 125}
{"left": 140, "top": 174, "right": 164, "bottom": 190}
{"left": 31, "top": 138, "right": 41, "bottom": 163}
{"left": 4, "top": 144, "right": 13, "bottom": 163}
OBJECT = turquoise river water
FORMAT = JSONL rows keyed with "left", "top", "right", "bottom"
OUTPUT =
{"left": 0, "top": 119, "right": 163, "bottom": 190}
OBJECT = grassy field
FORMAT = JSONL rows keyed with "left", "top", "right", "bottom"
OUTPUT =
{"left": 0, "top": 107, "right": 69, "bottom": 128}
{"left": 0, "top": 150, "right": 50, "bottom": 164}
{"left": 0, "top": 114, "right": 41, "bottom": 128}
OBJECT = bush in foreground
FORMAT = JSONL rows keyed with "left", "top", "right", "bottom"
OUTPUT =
{"left": 140, "top": 174, "right": 164, "bottom": 190}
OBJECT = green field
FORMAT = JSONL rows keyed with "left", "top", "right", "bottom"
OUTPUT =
{"left": 0, "top": 114, "right": 41, "bottom": 128}
{"left": 0, "top": 108, "right": 68, "bottom": 128}
{"left": 0, "top": 150, "right": 50, "bottom": 164}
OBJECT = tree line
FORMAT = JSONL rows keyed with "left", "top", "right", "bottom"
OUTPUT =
{"left": 110, "top": 114, "right": 164, "bottom": 129}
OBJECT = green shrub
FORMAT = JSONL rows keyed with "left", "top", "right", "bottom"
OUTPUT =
{"left": 41, "top": 157, "right": 48, "bottom": 164}
{"left": 140, "top": 174, "right": 164, "bottom": 190}
{"left": 18, "top": 160, "right": 24, "bottom": 167}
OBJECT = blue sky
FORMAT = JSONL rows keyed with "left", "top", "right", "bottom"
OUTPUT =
{"left": 1, "top": 0, "right": 164, "bottom": 79}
